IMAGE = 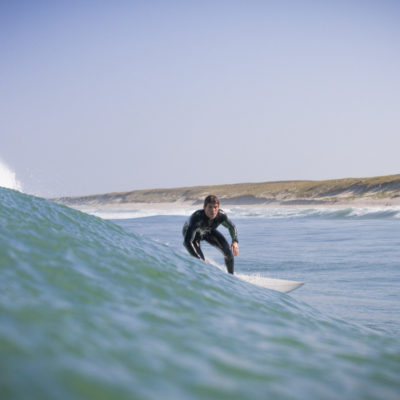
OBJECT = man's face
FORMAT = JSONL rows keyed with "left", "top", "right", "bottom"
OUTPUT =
{"left": 204, "top": 202, "right": 219, "bottom": 219}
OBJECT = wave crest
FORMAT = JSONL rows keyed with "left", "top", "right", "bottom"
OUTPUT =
{"left": 0, "top": 159, "right": 23, "bottom": 192}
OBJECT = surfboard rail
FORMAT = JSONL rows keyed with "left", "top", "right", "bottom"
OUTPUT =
{"left": 236, "top": 274, "right": 304, "bottom": 293}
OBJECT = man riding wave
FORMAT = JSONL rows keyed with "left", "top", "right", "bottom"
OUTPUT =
{"left": 182, "top": 195, "right": 239, "bottom": 274}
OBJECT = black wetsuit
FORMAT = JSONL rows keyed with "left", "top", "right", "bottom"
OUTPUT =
{"left": 182, "top": 209, "right": 238, "bottom": 274}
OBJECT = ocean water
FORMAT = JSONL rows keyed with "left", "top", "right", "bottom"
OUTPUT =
{"left": 1, "top": 187, "right": 400, "bottom": 400}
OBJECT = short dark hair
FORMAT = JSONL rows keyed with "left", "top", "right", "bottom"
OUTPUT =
{"left": 204, "top": 195, "right": 220, "bottom": 207}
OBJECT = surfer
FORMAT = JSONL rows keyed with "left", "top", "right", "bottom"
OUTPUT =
{"left": 182, "top": 195, "right": 239, "bottom": 274}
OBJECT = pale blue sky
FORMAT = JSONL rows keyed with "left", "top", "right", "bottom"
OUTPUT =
{"left": 1, "top": 0, "right": 399, "bottom": 197}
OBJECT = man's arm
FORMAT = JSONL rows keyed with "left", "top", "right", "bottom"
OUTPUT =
{"left": 221, "top": 213, "right": 239, "bottom": 256}
{"left": 221, "top": 215, "right": 238, "bottom": 243}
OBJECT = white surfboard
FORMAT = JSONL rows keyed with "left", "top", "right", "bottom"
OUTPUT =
{"left": 207, "top": 260, "right": 304, "bottom": 293}
{"left": 236, "top": 274, "right": 304, "bottom": 293}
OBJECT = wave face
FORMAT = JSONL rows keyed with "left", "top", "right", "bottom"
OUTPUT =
{"left": 1, "top": 188, "right": 400, "bottom": 400}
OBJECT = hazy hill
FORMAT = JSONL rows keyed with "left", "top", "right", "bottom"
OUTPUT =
{"left": 55, "top": 174, "right": 400, "bottom": 207}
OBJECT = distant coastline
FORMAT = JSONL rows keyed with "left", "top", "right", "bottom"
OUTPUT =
{"left": 54, "top": 174, "right": 400, "bottom": 209}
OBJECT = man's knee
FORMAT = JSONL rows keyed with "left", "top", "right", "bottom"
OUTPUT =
{"left": 222, "top": 245, "right": 233, "bottom": 259}
{"left": 224, "top": 250, "right": 233, "bottom": 261}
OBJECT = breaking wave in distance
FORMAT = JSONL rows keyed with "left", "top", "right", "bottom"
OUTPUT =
{"left": 0, "top": 159, "right": 23, "bottom": 192}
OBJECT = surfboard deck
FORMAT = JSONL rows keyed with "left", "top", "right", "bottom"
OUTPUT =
{"left": 236, "top": 274, "right": 304, "bottom": 293}
{"left": 208, "top": 260, "right": 304, "bottom": 293}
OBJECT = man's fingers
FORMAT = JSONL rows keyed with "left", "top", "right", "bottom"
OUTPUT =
{"left": 231, "top": 243, "right": 239, "bottom": 256}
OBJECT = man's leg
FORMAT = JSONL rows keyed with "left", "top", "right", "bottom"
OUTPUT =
{"left": 205, "top": 230, "right": 234, "bottom": 274}
{"left": 182, "top": 224, "right": 205, "bottom": 261}
{"left": 192, "top": 237, "right": 205, "bottom": 260}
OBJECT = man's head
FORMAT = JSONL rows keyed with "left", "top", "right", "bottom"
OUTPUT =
{"left": 204, "top": 195, "right": 220, "bottom": 219}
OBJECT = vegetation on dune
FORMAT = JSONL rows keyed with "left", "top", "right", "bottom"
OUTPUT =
{"left": 55, "top": 174, "right": 400, "bottom": 206}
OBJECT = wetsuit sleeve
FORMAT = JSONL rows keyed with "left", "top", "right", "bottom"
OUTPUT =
{"left": 183, "top": 213, "right": 205, "bottom": 260}
{"left": 221, "top": 214, "right": 238, "bottom": 243}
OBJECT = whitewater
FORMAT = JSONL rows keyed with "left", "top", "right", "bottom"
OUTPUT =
{"left": 1, "top": 187, "right": 400, "bottom": 400}
{"left": 0, "top": 159, "right": 23, "bottom": 192}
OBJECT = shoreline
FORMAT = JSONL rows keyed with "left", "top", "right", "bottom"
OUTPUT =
{"left": 69, "top": 197, "right": 400, "bottom": 213}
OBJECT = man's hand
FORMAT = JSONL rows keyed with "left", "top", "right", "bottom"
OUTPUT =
{"left": 231, "top": 241, "right": 239, "bottom": 256}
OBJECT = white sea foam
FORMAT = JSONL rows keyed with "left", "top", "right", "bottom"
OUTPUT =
{"left": 81, "top": 207, "right": 193, "bottom": 220}
{"left": 77, "top": 204, "right": 400, "bottom": 220}
{"left": 225, "top": 206, "right": 400, "bottom": 219}
{"left": 0, "top": 159, "right": 23, "bottom": 192}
